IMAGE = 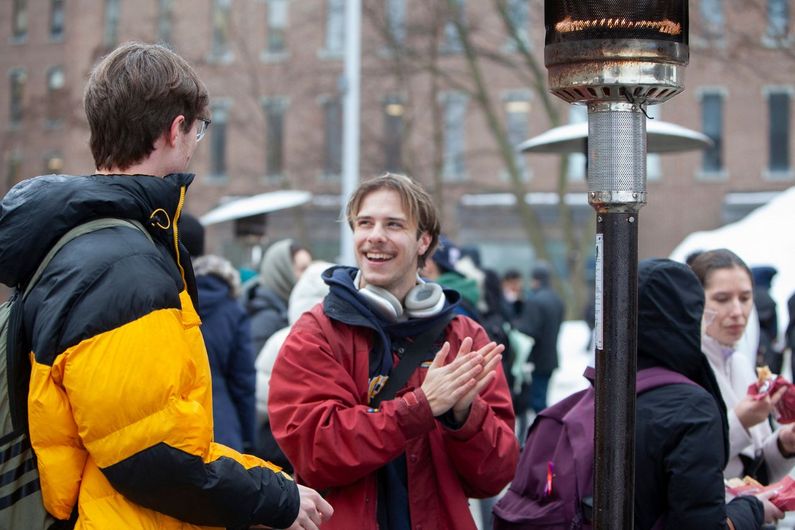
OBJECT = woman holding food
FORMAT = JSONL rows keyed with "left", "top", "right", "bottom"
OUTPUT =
{"left": 690, "top": 249, "right": 795, "bottom": 484}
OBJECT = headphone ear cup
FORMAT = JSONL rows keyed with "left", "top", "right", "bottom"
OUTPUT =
{"left": 405, "top": 282, "right": 445, "bottom": 318}
{"left": 359, "top": 284, "right": 403, "bottom": 322}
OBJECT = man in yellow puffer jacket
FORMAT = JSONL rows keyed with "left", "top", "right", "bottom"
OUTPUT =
{"left": 0, "top": 42, "right": 331, "bottom": 530}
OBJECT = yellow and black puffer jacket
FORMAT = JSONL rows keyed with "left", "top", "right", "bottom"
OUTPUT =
{"left": 0, "top": 173, "right": 299, "bottom": 530}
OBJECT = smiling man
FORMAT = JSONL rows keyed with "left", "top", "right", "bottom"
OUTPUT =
{"left": 269, "top": 173, "right": 519, "bottom": 530}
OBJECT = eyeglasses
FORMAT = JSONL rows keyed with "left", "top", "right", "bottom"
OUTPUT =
{"left": 196, "top": 118, "right": 211, "bottom": 142}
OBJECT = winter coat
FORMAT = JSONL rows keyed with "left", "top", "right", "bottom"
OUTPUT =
{"left": 195, "top": 268, "right": 256, "bottom": 452}
{"left": 0, "top": 174, "right": 298, "bottom": 530}
{"left": 634, "top": 259, "right": 763, "bottom": 530}
{"left": 515, "top": 285, "right": 564, "bottom": 376}
{"left": 254, "top": 261, "right": 334, "bottom": 472}
{"left": 703, "top": 334, "right": 795, "bottom": 483}
{"left": 268, "top": 268, "right": 519, "bottom": 530}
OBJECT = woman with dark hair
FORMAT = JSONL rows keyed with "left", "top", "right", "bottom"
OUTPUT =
{"left": 690, "top": 249, "right": 795, "bottom": 485}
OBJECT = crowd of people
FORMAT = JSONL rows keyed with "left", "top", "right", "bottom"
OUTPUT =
{"left": 2, "top": 41, "right": 795, "bottom": 530}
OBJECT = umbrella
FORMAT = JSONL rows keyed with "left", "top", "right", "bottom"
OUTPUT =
{"left": 518, "top": 119, "right": 713, "bottom": 154}
{"left": 200, "top": 190, "right": 311, "bottom": 226}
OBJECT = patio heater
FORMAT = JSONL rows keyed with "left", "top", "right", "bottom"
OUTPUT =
{"left": 544, "top": 1, "right": 688, "bottom": 528}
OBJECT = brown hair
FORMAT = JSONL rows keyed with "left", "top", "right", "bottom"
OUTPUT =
{"left": 345, "top": 173, "right": 441, "bottom": 267}
{"left": 84, "top": 42, "right": 209, "bottom": 171}
{"left": 689, "top": 248, "right": 753, "bottom": 289}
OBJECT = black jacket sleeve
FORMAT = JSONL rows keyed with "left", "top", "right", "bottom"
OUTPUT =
{"left": 660, "top": 388, "right": 762, "bottom": 530}
{"left": 725, "top": 497, "right": 764, "bottom": 530}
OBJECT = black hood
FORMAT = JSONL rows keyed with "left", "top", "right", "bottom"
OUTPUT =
{"left": 637, "top": 258, "right": 729, "bottom": 465}
{"left": 638, "top": 258, "right": 704, "bottom": 376}
{"left": 0, "top": 173, "right": 193, "bottom": 287}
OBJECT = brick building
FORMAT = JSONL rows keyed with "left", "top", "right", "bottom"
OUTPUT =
{"left": 1, "top": 0, "right": 793, "bottom": 307}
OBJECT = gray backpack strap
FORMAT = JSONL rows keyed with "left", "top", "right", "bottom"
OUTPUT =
{"left": 23, "top": 218, "right": 152, "bottom": 299}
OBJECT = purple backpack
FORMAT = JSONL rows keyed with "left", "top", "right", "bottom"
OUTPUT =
{"left": 492, "top": 367, "right": 696, "bottom": 530}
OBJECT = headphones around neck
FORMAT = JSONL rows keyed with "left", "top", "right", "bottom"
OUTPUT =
{"left": 354, "top": 271, "right": 446, "bottom": 322}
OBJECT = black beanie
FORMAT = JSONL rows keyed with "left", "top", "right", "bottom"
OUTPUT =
{"left": 179, "top": 213, "right": 205, "bottom": 257}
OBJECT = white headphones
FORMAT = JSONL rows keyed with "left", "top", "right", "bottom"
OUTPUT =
{"left": 354, "top": 271, "right": 446, "bottom": 322}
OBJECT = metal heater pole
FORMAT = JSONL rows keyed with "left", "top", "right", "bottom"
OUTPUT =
{"left": 589, "top": 102, "right": 646, "bottom": 529}
{"left": 542, "top": 3, "right": 688, "bottom": 525}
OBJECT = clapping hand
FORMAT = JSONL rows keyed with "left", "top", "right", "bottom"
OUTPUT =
{"left": 451, "top": 339, "right": 504, "bottom": 423}
{"left": 421, "top": 337, "right": 503, "bottom": 422}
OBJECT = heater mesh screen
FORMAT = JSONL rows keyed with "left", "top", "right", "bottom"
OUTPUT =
{"left": 587, "top": 112, "right": 646, "bottom": 195}
{"left": 545, "top": 0, "right": 688, "bottom": 45}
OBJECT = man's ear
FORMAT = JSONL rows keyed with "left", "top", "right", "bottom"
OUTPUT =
{"left": 417, "top": 231, "right": 432, "bottom": 257}
{"left": 165, "top": 115, "right": 187, "bottom": 147}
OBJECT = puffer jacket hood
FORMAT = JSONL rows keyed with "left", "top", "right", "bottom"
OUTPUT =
{"left": 0, "top": 172, "right": 193, "bottom": 287}
{"left": 637, "top": 258, "right": 730, "bottom": 465}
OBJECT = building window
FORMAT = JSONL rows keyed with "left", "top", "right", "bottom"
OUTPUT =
{"left": 322, "top": 96, "right": 342, "bottom": 178}
{"left": 700, "top": 0, "right": 724, "bottom": 42}
{"left": 442, "top": 91, "right": 467, "bottom": 181}
{"left": 266, "top": 0, "right": 289, "bottom": 55}
{"left": 566, "top": 105, "right": 587, "bottom": 181}
{"left": 504, "top": 91, "right": 531, "bottom": 181}
{"left": 263, "top": 98, "right": 287, "bottom": 180}
{"left": 211, "top": 0, "right": 233, "bottom": 62}
{"left": 700, "top": 90, "right": 725, "bottom": 177}
{"left": 157, "top": 0, "right": 174, "bottom": 45}
{"left": 210, "top": 104, "right": 229, "bottom": 180}
{"left": 9, "top": 69, "right": 26, "bottom": 128}
{"left": 441, "top": 0, "right": 465, "bottom": 54}
{"left": 12, "top": 0, "right": 28, "bottom": 42}
{"left": 386, "top": 0, "right": 406, "bottom": 46}
{"left": 765, "top": 0, "right": 790, "bottom": 45}
{"left": 383, "top": 96, "right": 403, "bottom": 173}
{"left": 323, "top": 0, "right": 344, "bottom": 57}
{"left": 504, "top": 0, "right": 529, "bottom": 50}
{"left": 50, "top": 0, "right": 65, "bottom": 41}
{"left": 103, "top": 0, "right": 121, "bottom": 48}
{"left": 767, "top": 90, "right": 791, "bottom": 176}
{"left": 46, "top": 66, "right": 66, "bottom": 127}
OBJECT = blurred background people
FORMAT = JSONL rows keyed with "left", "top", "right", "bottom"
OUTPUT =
{"left": 255, "top": 260, "right": 334, "bottom": 473}
{"left": 501, "top": 269, "right": 525, "bottom": 319}
{"left": 180, "top": 213, "right": 256, "bottom": 453}
{"left": 691, "top": 249, "right": 795, "bottom": 485}
{"left": 240, "top": 238, "right": 312, "bottom": 355}
{"left": 752, "top": 265, "right": 781, "bottom": 373}
{"left": 421, "top": 236, "right": 482, "bottom": 321}
{"left": 514, "top": 262, "right": 565, "bottom": 434}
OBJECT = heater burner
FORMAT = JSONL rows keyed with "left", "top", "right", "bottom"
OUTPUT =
{"left": 554, "top": 16, "right": 682, "bottom": 36}
{"left": 544, "top": 0, "right": 688, "bottom": 104}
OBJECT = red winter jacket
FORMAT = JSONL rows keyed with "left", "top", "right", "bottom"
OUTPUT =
{"left": 269, "top": 303, "right": 519, "bottom": 530}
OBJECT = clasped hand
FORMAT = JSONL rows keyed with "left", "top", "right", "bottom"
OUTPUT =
{"left": 420, "top": 337, "right": 504, "bottom": 423}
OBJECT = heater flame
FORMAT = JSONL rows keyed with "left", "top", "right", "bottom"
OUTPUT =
{"left": 555, "top": 16, "right": 681, "bottom": 36}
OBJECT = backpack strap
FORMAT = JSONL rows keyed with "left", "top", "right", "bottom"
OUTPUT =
{"left": 582, "top": 365, "right": 698, "bottom": 394}
{"left": 636, "top": 366, "right": 698, "bottom": 394}
{"left": 8, "top": 219, "right": 152, "bottom": 433}
{"left": 22, "top": 218, "right": 152, "bottom": 299}
{"left": 370, "top": 313, "right": 454, "bottom": 408}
